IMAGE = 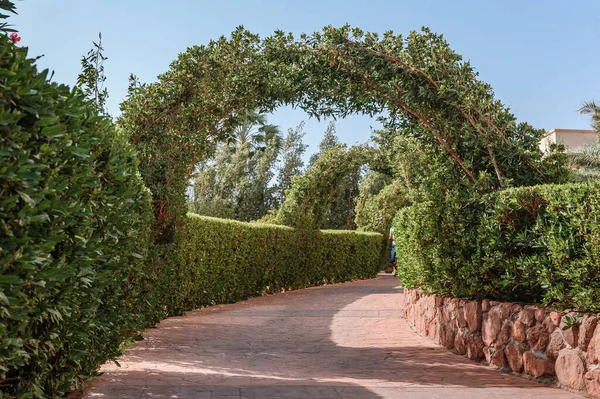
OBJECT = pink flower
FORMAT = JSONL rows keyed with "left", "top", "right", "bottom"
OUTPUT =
{"left": 9, "top": 33, "right": 21, "bottom": 44}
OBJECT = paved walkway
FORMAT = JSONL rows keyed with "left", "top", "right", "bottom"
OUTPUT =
{"left": 86, "top": 275, "right": 583, "bottom": 399}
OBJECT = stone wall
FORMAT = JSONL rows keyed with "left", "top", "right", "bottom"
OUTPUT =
{"left": 400, "top": 288, "right": 600, "bottom": 398}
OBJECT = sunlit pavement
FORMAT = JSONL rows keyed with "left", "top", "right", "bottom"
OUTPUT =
{"left": 85, "top": 274, "right": 583, "bottom": 399}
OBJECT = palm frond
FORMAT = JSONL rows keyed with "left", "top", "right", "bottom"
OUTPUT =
{"left": 579, "top": 100, "right": 600, "bottom": 131}
{"left": 567, "top": 152, "right": 600, "bottom": 169}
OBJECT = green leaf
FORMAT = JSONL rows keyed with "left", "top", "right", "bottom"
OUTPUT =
{"left": 17, "top": 191, "right": 36, "bottom": 206}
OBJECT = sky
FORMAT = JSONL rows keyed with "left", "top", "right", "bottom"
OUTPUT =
{"left": 11, "top": 0, "right": 600, "bottom": 161}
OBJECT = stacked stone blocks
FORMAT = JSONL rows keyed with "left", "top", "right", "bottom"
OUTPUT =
{"left": 400, "top": 288, "right": 600, "bottom": 398}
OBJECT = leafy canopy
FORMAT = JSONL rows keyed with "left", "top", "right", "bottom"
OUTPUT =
{"left": 121, "top": 25, "right": 567, "bottom": 240}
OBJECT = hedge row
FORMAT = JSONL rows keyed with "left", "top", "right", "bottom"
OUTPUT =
{"left": 166, "top": 214, "right": 385, "bottom": 314}
{"left": 394, "top": 182, "right": 600, "bottom": 312}
{"left": 0, "top": 27, "right": 378, "bottom": 399}
{"left": 0, "top": 38, "right": 154, "bottom": 398}
{"left": 0, "top": 37, "right": 384, "bottom": 398}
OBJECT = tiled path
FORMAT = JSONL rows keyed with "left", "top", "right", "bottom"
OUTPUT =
{"left": 86, "top": 275, "right": 583, "bottom": 399}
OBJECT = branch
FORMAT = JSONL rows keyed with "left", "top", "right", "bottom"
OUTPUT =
{"left": 346, "top": 68, "right": 478, "bottom": 184}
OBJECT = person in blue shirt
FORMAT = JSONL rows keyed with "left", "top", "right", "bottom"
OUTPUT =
{"left": 389, "top": 226, "right": 397, "bottom": 276}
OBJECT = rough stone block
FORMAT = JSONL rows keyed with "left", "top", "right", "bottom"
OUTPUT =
{"left": 466, "top": 333, "right": 485, "bottom": 361}
{"left": 579, "top": 314, "right": 597, "bottom": 351}
{"left": 510, "top": 303, "right": 523, "bottom": 317}
{"left": 497, "top": 320, "right": 512, "bottom": 347}
{"left": 505, "top": 343, "right": 526, "bottom": 372}
{"left": 555, "top": 349, "right": 586, "bottom": 391}
{"left": 483, "top": 308, "right": 503, "bottom": 346}
{"left": 535, "top": 308, "right": 547, "bottom": 323}
{"left": 434, "top": 294, "right": 443, "bottom": 308}
{"left": 439, "top": 323, "right": 456, "bottom": 349}
{"left": 527, "top": 324, "right": 550, "bottom": 351}
{"left": 518, "top": 308, "right": 536, "bottom": 327}
{"left": 464, "top": 301, "right": 482, "bottom": 332}
{"left": 563, "top": 325, "right": 579, "bottom": 348}
{"left": 484, "top": 346, "right": 507, "bottom": 368}
{"left": 512, "top": 321, "right": 527, "bottom": 343}
{"left": 549, "top": 311, "right": 562, "bottom": 328}
{"left": 543, "top": 316, "right": 558, "bottom": 333}
{"left": 585, "top": 369, "right": 600, "bottom": 398}
{"left": 455, "top": 328, "right": 467, "bottom": 355}
{"left": 546, "top": 330, "right": 565, "bottom": 361}
{"left": 588, "top": 325, "right": 600, "bottom": 364}
{"left": 426, "top": 319, "right": 438, "bottom": 342}
{"left": 481, "top": 299, "right": 490, "bottom": 312}
{"left": 523, "top": 351, "right": 554, "bottom": 378}
{"left": 456, "top": 308, "right": 467, "bottom": 328}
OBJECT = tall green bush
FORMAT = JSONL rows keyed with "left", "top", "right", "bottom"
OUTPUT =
{"left": 169, "top": 214, "right": 385, "bottom": 314}
{"left": 395, "top": 182, "right": 600, "bottom": 311}
{"left": 0, "top": 38, "right": 152, "bottom": 398}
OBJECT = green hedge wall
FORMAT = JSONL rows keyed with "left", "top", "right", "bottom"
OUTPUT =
{"left": 395, "top": 182, "right": 600, "bottom": 312}
{"left": 0, "top": 39, "right": 153, "bottom": 398}
{"left": 168, "top": 214, "right": 385, "bottom": 314}
{"left": 0, "top": 30, "right": 381, "bottom": 399}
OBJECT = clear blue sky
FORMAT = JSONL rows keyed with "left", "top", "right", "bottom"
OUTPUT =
{"left": 12, "top": 0, "right": 600, "bottom": 160}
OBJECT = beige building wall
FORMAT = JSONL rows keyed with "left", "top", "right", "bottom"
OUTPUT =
{"left": 540, "top": 129, "right": 598, "bottom": 153}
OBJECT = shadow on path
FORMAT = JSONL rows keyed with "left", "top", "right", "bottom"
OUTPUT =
{"left": 86, "top": 275, "right": 582, "bottom": 399}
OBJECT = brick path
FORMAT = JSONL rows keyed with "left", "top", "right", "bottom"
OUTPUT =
{"left": 86, "top": 275, "right": 583, "bottom": 399}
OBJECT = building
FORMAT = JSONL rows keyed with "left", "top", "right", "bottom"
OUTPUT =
{"left": 539, "top": 129, "right": 598, "bottom": 153}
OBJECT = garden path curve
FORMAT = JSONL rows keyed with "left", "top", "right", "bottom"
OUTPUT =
{"left": 86, "top": 275, "right": 583, "bottom": 399}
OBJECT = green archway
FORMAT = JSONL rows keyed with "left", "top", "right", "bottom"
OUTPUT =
{"left": 119, "top": 25, "right": 565, "bottom": 243}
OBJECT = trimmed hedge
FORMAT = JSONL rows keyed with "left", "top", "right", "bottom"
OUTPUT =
{"left": 0, "top": 39, "right": 153, "bottom": 397}
{"left": 0, "top": 27, "right": 380, "bottom": 399}
{"left": 395, "top": 182, "right": 600, "bottom": 311}
{"left": 169, "top": 214, "right": 385, "bottom": 314}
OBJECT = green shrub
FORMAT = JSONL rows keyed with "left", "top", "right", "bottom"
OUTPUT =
{"left": 395, "top": 182, "right": 600, "bottom": 311}
{"left": 169, "top": 214, "right": 385, "bottom": 314}
{"left": 0, "top": 39, "right": 152, "bottom": 398}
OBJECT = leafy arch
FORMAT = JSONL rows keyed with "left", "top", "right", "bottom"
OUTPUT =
{"left": 274, "top": 144, "right": 368, "bottom": 229}
{"left": 120, "top": 25, "right": 565, "bottom": 242}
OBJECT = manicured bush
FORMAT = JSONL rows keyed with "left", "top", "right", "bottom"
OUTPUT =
{"left": 169, "top": 214, "right": 385, "bottom": 314}
{"left": 395, "top": 182, "right": 600, "bottom": 311}
{"left": 0, "top": 39, "right": 152, "bottom": 398}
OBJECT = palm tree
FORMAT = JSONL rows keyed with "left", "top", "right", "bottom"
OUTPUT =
{"left": 568, "top": 101, "right": 600, "bottom": 180}
{"left": 229, "top": 110, "right": 282, "bottom": 154}
{"left": 579, "top": 101, "right": 600, "bottom": 132}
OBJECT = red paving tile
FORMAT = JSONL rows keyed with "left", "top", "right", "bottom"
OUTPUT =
{"left": 86, "top": 275, "right": 583, "bottom": 399}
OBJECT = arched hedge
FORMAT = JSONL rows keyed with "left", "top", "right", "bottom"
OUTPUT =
{"left": 120, "top": 25, "right": 567, "bottom": 245}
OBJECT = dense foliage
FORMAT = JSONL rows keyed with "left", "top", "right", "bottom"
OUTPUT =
{"left": 169, "top": 214, "right": 384, "bottom": 314}
{"left": 568, "top": 139, "right": 600, "bottom": 181}
{"left": 274, "top": 122, "right": 308, "bottom": 207}
{"left": 275, "top": 145, "right": 366, "bottom": 229}
{"left": 0, "top": 38, "right": 153, "bottom": 397}
{"left": 191, "top": 116, "right": 315, "bottom": 222}
{"left": 0, "top": 6, "right": 581, "bottom": 396}
{"left": 395, "top": 182, "right": 600, "bottom": 311}
{"left": 355, "top": 173, "right": 407, "bottom": 234}
{"left": 191, "top": 111, "right": 282, "bottom": 221}
{"left": 120, "top": 25, "right": 568, "bottom": 245}
{"left": 567, "top": 102, "right": 600, "bottom": 180}
{"left": 308, "top": 122, "right": 361, "bottom": 230}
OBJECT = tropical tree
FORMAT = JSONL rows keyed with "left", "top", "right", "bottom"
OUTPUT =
{"left": 309, "top": 121, "right": 339, "bottom": 166}
{"left": 580, "top": 101, "right": 600, "bottom": 132}
{"left": 192, "top": 111, "right": 282, "bottom": 221}
{"left": 274, "top": 122, "right": 308, "bottom": 206}
{"left": 567, "top": 101, "right": 600, "bottom": 180}
{"left": 228, "top": 109, "right": 282, "bottom": 153}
